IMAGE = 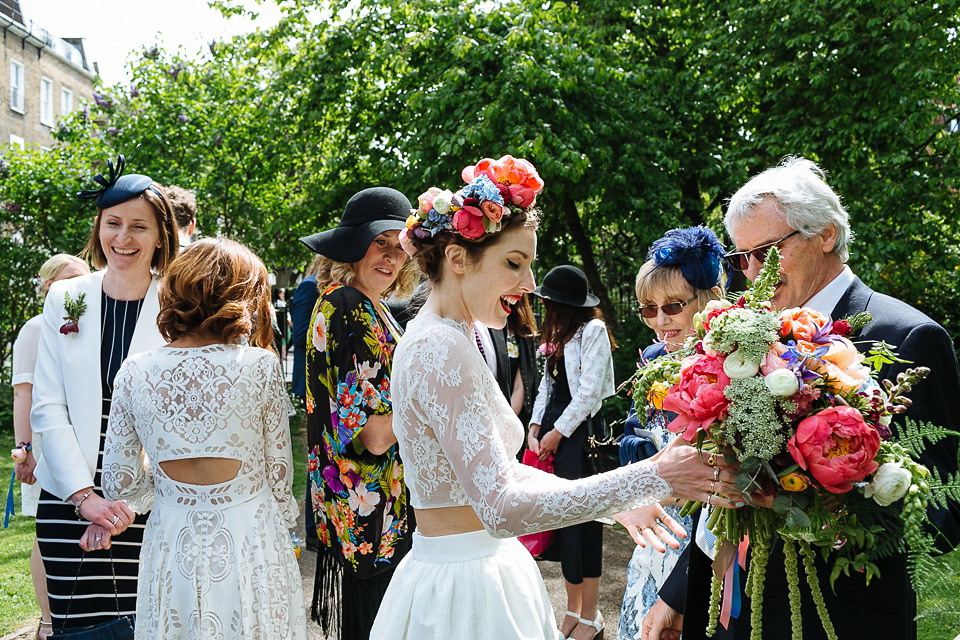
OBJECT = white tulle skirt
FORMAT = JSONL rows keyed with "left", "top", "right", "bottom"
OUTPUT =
{"left": 370, "top": 529, "right": 563, "bottom": 640}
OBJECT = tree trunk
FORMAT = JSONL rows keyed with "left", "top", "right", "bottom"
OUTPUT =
{"left": 562, "top": 196, "right": 620, "bottom": 332}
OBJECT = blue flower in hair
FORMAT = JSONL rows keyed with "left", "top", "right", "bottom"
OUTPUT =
{"left": 647, "top": 226, "right": 726, "bottom": 291}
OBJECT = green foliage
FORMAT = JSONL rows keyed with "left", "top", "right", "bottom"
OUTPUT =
{"left": 0, "top": 139, "right": 109, "bottom": 369}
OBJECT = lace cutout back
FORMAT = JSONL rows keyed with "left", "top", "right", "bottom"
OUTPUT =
{"left": 102, "top": 344, "right": 297, "bottom": 525}
{"left": 392, "top": 312, "right": 673, "bottom": 537}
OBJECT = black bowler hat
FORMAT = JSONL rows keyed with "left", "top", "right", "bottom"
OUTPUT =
{"left": 300, "top": 187, "right": 410, "bottom": 263}
{"left": 77, "top": 153, "right": 156, "bottom": 209}
{"left": 533, "top": 265, "right": 599, "bottom": 308}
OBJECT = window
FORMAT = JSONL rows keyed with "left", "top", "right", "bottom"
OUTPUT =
{"left": 9, "top": 134, "right": 25, "bottom": 149}
{"left": 40, "top": 77, "right": 54, "bottom": 126}
{"left": 61, "top": 87, "right": 73, "bottom": 115}
{"left": 9, "top": 60, "right": 24, "bottom": 113}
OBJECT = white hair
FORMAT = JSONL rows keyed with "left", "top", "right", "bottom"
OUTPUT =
{"left": 724, "top": 156, "right": 853, "bottom": 262}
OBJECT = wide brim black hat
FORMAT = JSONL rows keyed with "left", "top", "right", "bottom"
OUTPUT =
{"left": 532, "top": 264, "right": 599, "bottom": 308}
{"left": 300, "top": 187, "right": 410, "bottom": 263}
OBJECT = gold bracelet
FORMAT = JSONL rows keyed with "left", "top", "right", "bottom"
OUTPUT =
{"left": 73, "top": 491, "right": 93, "bottom": 519}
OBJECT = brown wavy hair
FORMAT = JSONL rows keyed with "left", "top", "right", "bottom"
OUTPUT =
{"left": 83, "top": 184, "right": 179, "bottom": 274}
{"left": 412, "top": 207, "right": 540, "bottom": 283}
{"left": 157, "top": 238, "right": 273, "bottom": 350}
{"left": 539, "top": 299, "right": 617, "bottom": 368}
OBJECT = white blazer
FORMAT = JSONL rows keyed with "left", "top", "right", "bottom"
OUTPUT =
{"left": 530, "top": 318, "right": 616, "bottom": 437}
{"left": 31, "top": 270, "right": 165, "bottom": 501}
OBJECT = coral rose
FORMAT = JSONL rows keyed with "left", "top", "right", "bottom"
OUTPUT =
{"left": 662, "top": 353, "right": 731, "bottom": 440}
{"left": 779, "top": 307, "right": 830, "bottom": 342}
{"left": 787, "top": 406, "right": 880, "bottom": 493}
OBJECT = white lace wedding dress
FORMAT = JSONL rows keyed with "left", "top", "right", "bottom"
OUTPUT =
{"left": 370, "top": 312, "right": 673, "bottom": 640}
{"left": 102, "top": 344, "right": 306, "bottom": 640}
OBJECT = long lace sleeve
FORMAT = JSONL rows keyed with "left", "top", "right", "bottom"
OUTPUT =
{"left": 102, "top": 362, "right": 154, "bottom": 513}
{"left": 407, "top": 324, "right": 672, "bottom": 537}
{"left": 261, "top": 355, "right": 298, "bottom": 529}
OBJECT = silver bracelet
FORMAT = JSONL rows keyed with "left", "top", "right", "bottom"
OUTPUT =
{"left": 73, "top": 491, "right": 93, "bottom": 519}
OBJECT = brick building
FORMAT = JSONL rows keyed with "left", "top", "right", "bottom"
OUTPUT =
{"left": 0, "top": 0, "right": 95, "bottom": 150}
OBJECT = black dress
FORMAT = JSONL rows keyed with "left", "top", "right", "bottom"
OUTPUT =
{"left": 36, "top": 293, "right": 150, "bottom": 630}
{"left": 537, "top": 355, "right": 604, "bottom": 583}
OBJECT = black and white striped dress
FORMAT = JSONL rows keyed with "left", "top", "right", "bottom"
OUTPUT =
{"left": 36, "top": 293, "right": 150, "bottom": 630}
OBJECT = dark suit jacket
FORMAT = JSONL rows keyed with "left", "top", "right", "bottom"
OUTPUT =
{"left": 662, "top": 276, "right": 960, "bottom": 640}
{"left": 291, "top": 275, "right": 319, "bottom": 398}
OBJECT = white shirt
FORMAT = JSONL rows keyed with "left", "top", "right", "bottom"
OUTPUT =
{"left": 803, "top": 265, "right": 855, "bottom": 316}
{"left": 473, "top": 322, "right": 497, "bottom": 375}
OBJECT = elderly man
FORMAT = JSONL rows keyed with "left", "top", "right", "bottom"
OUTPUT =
{"left": 644, "top": 157, "right": 960, "bottom": 640}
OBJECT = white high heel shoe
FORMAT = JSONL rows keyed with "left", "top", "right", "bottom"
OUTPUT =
{"left": 576, "top": 612, "right": 604, "bottom": 640}
{"left": 561, "top": 610, "right": 580, "bottom": 638}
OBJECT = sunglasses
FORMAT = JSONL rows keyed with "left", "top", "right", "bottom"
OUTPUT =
{"left": 639, "top": 294, "right": 697, "bottom": 319}
{"left": 723, "top": 230, "right": 800, "bottom": 272}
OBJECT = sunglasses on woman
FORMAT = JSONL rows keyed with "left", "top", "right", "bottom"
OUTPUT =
{"left": 639, "top": 294, "right": 696, "bottom": 319}
{"left": 723, "top": 230, "right": 800, "bottom": 272}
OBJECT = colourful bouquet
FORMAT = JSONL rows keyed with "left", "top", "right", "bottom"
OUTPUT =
{"left": 629, "top": 248, "right": 958, "bottom": 640}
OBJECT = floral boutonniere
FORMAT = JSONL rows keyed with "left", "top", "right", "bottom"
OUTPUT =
{"left": 60, "top": 292, "right": 87, "bottom": 335}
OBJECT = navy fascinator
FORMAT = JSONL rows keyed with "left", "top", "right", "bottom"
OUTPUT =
{"left": 77, "top": 153, "right": 155, "bottom": 209}
{"left": 647, "top": 226, "right": 726, "bottom": 291}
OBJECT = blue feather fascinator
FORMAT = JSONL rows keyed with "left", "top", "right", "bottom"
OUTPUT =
{"left": 647, "top": 225, "right": 726, "bottom": 291}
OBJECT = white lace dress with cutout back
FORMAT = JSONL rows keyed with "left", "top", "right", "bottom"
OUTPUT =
{"left": 102, "top": 344, "right": 306, "bottom": 640}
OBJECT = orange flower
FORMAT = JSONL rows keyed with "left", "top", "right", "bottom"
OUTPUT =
{"left": 808, "top": 337, "right": 869, "bottom": 393}
{"left": 779, "top": 308, "right": 830, "bottom": 342}
{"left": 461, "top": 155, "right": 545, "bottom": 207}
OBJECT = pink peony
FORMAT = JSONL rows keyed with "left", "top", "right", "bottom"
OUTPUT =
{"left": 662, "top": 353, "right": 731, "bottom": 440}
{"left": 787, "top": 406, "right": 880, "bottom": 494}
{"left": 452, "top": 208, "right": 486, "bottom": 239}
{"left": 398, "top": 228, "right": 419, "bottom": 256}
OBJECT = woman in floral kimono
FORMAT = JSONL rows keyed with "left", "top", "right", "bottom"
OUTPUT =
{"left": 300, "top": 187, "right": 418, "bottom": 640}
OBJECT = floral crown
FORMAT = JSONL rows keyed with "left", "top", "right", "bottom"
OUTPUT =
{"left": 399, "top": 155, "right": 544, "bottom": 256}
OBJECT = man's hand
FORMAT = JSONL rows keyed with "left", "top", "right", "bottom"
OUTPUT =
{"left": 642, "top": 598, "right": 683, "bottom": 640}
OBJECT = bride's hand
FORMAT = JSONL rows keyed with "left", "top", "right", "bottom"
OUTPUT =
{"left": 652, "top": 438, "right": 743, "bottom": 508}
{"left": 614, "top": 503, "right": 687, "bottom": 552}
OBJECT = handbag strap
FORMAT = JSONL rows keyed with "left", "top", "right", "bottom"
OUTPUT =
{"left": 61, "top": 546, "right": 123, "bottom": 623}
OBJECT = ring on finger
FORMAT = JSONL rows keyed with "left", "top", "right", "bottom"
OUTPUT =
{"left": 639, "top": 525, "right": 650, "bottom": 532}
{"left": 707, "top": 455, "right": 716, "bottom": 467}
{"left": 112, "top": 515, "right": 120, "bottom": 525}
{"left": 710, "top": 480, "right": 716, "bottom": 494}
{"left": 714, "top": 466, "right": 721, "bottom": 481}
{"left": 706, "top": 494, "right": 713, "bottom": 507}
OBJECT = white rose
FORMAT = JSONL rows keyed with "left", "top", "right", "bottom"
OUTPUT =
{"left": 722, "top": 349, "right": 760, "bottom": 379}
{"left": 701, "top": 332, "right": 719, "bottom": 355}
{"left": 764, "top": 369, "right": 800, "bottom": 396}
{"left": 863, "top": 461, "right": 912, "bottom": 506}
{"left": 431, "top": 189, "right": 454, "bottom": 215}
{"left": 703, "top": 299, "right": 732, "bottom": 314}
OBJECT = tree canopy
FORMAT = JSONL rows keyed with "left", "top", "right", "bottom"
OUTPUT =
{"left": 2, "top": 0, "right": 959, "bottom": 385}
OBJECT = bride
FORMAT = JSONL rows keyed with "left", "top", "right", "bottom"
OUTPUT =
{"left": 370, "top": 156, "right": 743, "bottom": 640}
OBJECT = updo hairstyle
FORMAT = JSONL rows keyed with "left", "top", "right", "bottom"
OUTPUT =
{"left": 412, "top": 207, "right": 540, "bottom": 283}
{"left": 157, "top": 238, "right": 273, "bottom": 350}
